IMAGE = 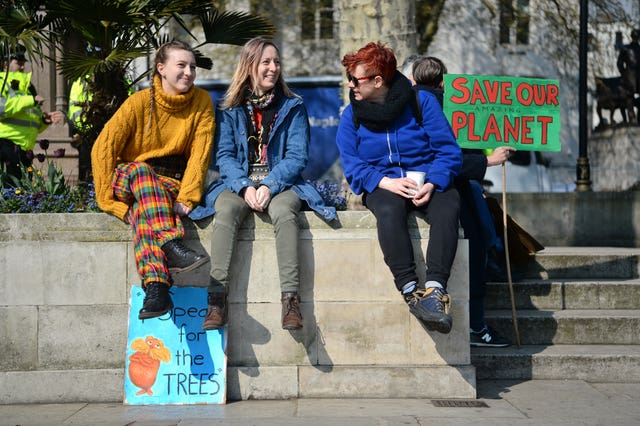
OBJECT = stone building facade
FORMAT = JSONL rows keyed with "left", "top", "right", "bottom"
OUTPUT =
{"left": 30, "top": 0, "right": 640, "bottom": 190}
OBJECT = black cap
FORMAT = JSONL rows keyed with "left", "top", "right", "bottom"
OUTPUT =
{"left": 9, "top": 52, "right": 27, "bottom": 62}
{"left": 8, "top": 45, "right": 28, "bottom": 62}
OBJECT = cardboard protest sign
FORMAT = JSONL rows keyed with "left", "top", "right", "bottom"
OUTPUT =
{"left": 125, "top": 286, "right": 227, "bottom": 405}
{"left": 443, "top": 74, "right": 561, "bottom": 152}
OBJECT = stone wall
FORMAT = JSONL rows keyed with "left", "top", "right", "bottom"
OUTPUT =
{"left": 491, "top": 192, "right": 640, "bottom": 247}
{"left": 0, "top": 211, "right": 473, "bottom": 403}
{"left": 590, "top": 127, "right": 640, "bottom": 191}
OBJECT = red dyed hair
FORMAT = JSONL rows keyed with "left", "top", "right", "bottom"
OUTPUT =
{"left": 341, "top": 41, "right": 397, "bottom": 83}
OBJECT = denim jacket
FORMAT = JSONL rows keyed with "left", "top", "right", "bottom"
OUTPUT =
{"left": 190, "top": 95, "right": 337, "bottom": 222}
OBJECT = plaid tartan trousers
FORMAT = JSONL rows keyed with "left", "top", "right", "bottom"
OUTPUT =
{"left": 112, "top": 162, "right": 183, "bottom": 287}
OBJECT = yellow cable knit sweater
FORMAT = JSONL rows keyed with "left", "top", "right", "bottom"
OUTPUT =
{"left": 91, "top": 75, "right": 215, "bottom": 221}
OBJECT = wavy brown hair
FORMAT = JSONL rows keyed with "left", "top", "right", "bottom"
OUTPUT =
{"left": 221, "top": 37, "right": 296, "bottom": 110}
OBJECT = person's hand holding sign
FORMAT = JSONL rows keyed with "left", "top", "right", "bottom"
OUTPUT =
{"left": 487, "top": 146, "right": 516, "bottom": 166}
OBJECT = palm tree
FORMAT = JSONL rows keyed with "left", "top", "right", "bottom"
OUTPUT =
{"left": 1, "top": 0, "right": 275, "bottom": 181}
{"left": 0, "top": 0, "right": 50, "bottom": 93}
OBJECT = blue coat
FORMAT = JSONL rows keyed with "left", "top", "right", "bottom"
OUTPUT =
{"left": 335, "top": 90, "right": 461, "bottom": 195}
{"left": 190, "top": 95, "right": 337, "bottom": 221}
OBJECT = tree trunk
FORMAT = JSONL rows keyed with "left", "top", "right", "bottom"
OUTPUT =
{"left": 336, "top": 0, "right": 417, "bottom": 209}
{"left": 337, "top": 0, "right": 417, "bottom": 91}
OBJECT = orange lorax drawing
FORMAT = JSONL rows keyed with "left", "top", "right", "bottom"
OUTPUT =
{"left": 128, "top": 336, "right": 171, "bottom": 396}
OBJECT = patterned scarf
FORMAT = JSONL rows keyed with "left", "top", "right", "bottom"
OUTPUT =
{"left": 244, "top": 87, "right": 279, "bottom": 164}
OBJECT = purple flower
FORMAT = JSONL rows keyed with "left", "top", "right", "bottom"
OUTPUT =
{"left": 53, "top": 148, "right": 66, "bottom": 158}
{"left": 38, "top": 139, "right": 50, "bottom": 151}
{"left": 25, "top": 150, "right": 34, "bottom": 161}
{"left": 36, "top": 153, "right": 46, "bottom": 163}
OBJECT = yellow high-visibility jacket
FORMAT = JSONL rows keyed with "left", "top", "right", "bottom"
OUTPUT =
{"left": 0, "top": 71, "right": 47, "bottom": 150}
{"left": 68, "top": 76, "right": 90, "bottom": 131}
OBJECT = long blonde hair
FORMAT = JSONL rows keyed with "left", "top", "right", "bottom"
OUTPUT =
{"left": 148, "top": 40, "right": 196, "bottom": 127}
{"left": 221, "top": 37, "right": 297, "bottom": 109}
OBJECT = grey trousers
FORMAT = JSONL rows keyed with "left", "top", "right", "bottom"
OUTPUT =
{"left": 209, "top": 189, "right": 302, "bottom": 294}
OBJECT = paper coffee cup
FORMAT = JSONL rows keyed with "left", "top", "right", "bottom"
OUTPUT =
{"left": 406, "top": 171, "right": 425, "bottom": 189}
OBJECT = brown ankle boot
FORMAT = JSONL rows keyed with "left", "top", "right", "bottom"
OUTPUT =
{"left": 281, "top": 292, "right": 303, "bottom": 330}
{"left": 202, "top": 292, "right": 227, "bottom": 330}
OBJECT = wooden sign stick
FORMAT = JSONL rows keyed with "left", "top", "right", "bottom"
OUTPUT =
{"left": 502, "top": 164, "right": 522, "bottom": 349}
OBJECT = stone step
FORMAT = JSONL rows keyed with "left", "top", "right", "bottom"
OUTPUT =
{"left": 485, "top": 309, "right": 640, "bottom": 345}
{"left": 477, "top": 248, "right": 640, "bottom": 383}
{"left": 471, "top": 344, "right": 640, "bottom": 382}
{"left": 518, "top": 247, "right": 640, "bottom": 279}
{"left": 485, "top": 278, "right": 640, "bottom": 310}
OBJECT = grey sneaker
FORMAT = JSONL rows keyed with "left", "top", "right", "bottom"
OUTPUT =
{"left": 404, "top": 287, "right": 452, "bottom": 334}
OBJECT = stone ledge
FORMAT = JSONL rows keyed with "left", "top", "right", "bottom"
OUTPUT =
{"left": 0, "top": 211, "right": 432, "bottom": 242}
{"left": 3, "top": 191, "right": 638, "bottom": 247}
{"left": 0, "top": 211, "right": 472, "bottom": 402}
{"left": 485, "top": 192, "right": 640, "bottom": 247}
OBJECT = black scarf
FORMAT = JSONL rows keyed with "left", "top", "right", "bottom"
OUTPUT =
{"left": 350, "top": 71, "right": 414, "bottom": 132}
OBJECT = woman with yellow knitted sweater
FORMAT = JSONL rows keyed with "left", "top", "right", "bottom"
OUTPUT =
{"left": 91, "top": 41, "right": 215, "bottom": 320}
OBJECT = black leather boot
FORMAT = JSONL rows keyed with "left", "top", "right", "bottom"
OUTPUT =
{"left": 139, "top": 282, "right": 173, "bottom": 319}
{"left": 162, "top": 239, "right": 208, "bottom": 273}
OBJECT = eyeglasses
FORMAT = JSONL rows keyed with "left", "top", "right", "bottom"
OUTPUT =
{"left": 347, "top": 73, "right": 375, "bottom": 87}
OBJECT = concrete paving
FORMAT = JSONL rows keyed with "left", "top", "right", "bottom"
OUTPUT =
{"left": 1, "top": 379, "right": 639, "bottom": 425}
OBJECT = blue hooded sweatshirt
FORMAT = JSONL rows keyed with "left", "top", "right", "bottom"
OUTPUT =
{"left": 336, "top": 86, "right": 461, "bottom": 195}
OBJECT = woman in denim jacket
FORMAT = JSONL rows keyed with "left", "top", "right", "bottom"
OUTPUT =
{"left": 190, "top": 37, "right": 336, "bottom": 331}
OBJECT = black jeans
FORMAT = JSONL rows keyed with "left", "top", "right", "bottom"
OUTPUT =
{"left": 364, "top": 186, "right": 460, "bottom": 292}
{"left": 0, "top": 138, "right": 32, "bottom": 186}
{"left": 458, "top": 180, "right": 488, "bottom": 330}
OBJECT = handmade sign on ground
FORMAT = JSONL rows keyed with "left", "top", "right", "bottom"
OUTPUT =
{"left": 124, "top": 286, "right": 227, "bottom": 405}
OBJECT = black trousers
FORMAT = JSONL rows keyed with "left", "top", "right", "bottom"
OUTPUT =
{"left": 364, "top": 186, "right": 460, "bottom": 292}
{"left": 0, "top": 138, "right": 32, "bottom": 185}
{"left": 458, "top": 181, "right": 488, "bottom": 330}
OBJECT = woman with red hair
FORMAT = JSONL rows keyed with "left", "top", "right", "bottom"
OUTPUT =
{"left": 336, "top": 42, "right": 462, "bottom": 334}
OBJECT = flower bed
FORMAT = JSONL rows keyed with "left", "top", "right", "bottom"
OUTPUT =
{"left": 0, "top": 140, "right": 99, "bottom": 213}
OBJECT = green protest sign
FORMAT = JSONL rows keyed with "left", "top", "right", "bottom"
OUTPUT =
{"left": 443, "top": 74, "right": 561, "bottom": 152}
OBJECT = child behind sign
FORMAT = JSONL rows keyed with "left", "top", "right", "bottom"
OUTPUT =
{"left": 411, "top": 56, "right": 512, "bottom": 347}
